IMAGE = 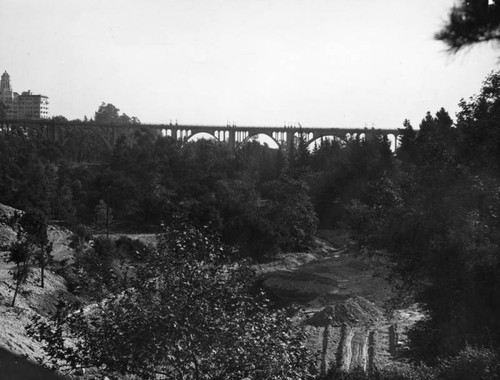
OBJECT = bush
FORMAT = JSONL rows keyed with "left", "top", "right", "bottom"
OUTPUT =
{"left": 324, "top": 363, "right": 435, "bottom": 380}
{"left": 114, "top": 235, "right": 149, "bottom": 260}
{"left": 69, "top": 224, "right": 92, "bottom": 249}
{"left": 436, "top": 347, "right": 500, "bottom": 380}
{"left": 377, "top": 364, "right": 435, "bottom": 380}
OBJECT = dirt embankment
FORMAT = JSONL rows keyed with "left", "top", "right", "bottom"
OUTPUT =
{"left": 256, "top": 230, "right": 424, "bottom": 375}
{"left": 0, "top": 204, "right": 77, "bottom": 378}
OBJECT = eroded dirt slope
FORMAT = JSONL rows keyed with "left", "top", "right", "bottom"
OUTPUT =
{"left": 0, "top": 204, "right": 76, "bottom": 368}
{"left": 256, "top": 230, "right": 424, "bottom": 374}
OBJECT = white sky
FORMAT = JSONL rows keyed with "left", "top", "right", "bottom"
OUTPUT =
{"left": 1, "top": 0, "right": 498, "bottom": 128}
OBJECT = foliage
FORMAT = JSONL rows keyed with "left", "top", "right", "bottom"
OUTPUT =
{"left": 436, "top": 346, "right": 500, "bottom": 380}
{"left": 436, "top": 0, "right": 500, "bottom": 53}
{"left": 19, "top": 209, "right": 51, "bottom": 288}
{"left": 68, "top": 224, "right": 93, "bottom": 249}
{"left": 324, "top": 363, "right": 435, "bottom": 380}
{"left": 261, "top": 176, "right": 318, "bottom": 253}
{"left": 308, "top": 135, "right": 394, "bottom": 229}
{"left": 68, "top": 236, "right": 150, "bottom": 299}
{"left": 28, "top": 222, "right": 317, "bottom": 379}
{"left": 6, "top": 241, "right": 32, "bottom": 307}
{"left": 214, "top": 175, "right": 318, "bottom": 258}
{"left": 455, "top": 71, "right": 500, "bottom": 173}
{"left": 361, "top": 73, "right": 500, "bottom": 363}
{"left": 94, "top": 102, "right": 140, "bottom": 124}
{"left": 93, "top": 199, "right": 112, "bottom": 233}
{"left": 0, "top": 128, "right": 59, "bottom": 215}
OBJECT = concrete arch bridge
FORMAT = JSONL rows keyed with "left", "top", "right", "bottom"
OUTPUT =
{"left": 0, "top": 119, "right": 401, "bottom": 150}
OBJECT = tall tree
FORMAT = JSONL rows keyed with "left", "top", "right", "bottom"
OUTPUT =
{"left": 456, "top": 70, "right": 500, "bottom": 172}
{"left": 19, "top": 210, "right": 50, "bottom": 288}
{"left": 7, "top": 241, "right": 32, "bottom": 307}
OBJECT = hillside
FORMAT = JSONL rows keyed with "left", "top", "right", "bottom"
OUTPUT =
{"left": 0, "top": 203, "right": 422, "bottom": 377}
{"left": 0, "top": 204, "right": 76, "bottom": 378}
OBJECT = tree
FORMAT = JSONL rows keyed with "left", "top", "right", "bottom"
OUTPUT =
{"left": 93, "top": 199, "right": 112, "bottom": 237}
{"left": 19, "top": 210, "right": 51, "bottom": 288}
{"left": 6, "top": 241, "right": 32, "bottom": 307}
{"left": 51, "top": 115, "right": 68, "bottom": 123}
{"left": 261, "top": 176, "right": 318, "bottom": 253}
{"left": 455, "top": 70, "right": 500, "bottom": 172}
{"left": 369, "top": 80, "right": 500, "bottom": 362}
{"left": 94, "top": 102, "right": 120, "bottom": 124}
{"left": 28, "top": 222, "right": 317, "bottom": 379}
{"left": 5, "top": 210, "right": 50, "bottom": 306}
{"left": 287, "top": 129, "right": 311, "bottom": 178}
{"left": 94, "top": 102, "right": 140, "bottom": 125}
{"left": 436, "top": 0, "right": 500, "bottom": 52}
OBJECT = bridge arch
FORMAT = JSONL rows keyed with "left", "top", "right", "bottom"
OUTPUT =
{"left": 243, "top": 132, "right": 280, "bottom": 148}
{"left": 187, "top": 131, "right": 219, "bottom": 142}
{"left": 308, "top": 135, "right": 347, "bottom": 150}
{"left": 61, "top": 126, "right": 113, "bottom": 150}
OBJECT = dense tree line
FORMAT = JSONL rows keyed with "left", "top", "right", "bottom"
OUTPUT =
{"left": 342, "top": 72, "right": 500, "bottom": 367}
{"left": 1, "top": 107, "right": 393, "bottom": 258}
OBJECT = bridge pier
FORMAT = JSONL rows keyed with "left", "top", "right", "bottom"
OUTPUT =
{"left": 228, "top": 130, "right": 236, "bottom": 148}
{"left": 286, "top": 130, "right": 294, "bottom": 149}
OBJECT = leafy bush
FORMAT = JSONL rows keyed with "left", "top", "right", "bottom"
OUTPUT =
{"left": 325, "top": 364, "right": 435, "bottom": 380}
{"left": 68, "top": 224, "right": 92, "bottom": 249}
{"left": 436, "top": 347, "right": 500, "bottom": 380}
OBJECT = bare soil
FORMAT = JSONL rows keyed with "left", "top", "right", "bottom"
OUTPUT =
{"left": 256, "top": 231, "right": 393, "bottom": 311}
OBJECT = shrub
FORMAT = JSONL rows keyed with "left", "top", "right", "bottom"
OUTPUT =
{"left": 436, "top": 347, "right": 500, "bottom": 380}
{"left": 69, "top": 224, "right": 92, "bottom": 249}
{"left": 324, "top": 363, "right": 435, "bottom": 380}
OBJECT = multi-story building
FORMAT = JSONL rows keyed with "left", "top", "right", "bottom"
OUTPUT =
{"left": 0, "top": 71, "right": 49, "bottom": 119}
{"left": 17, "top": 91, "right": 49, "bottom": 119}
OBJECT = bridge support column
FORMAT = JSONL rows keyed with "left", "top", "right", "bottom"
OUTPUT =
{"left": 286, "top": 130, "right": 294, "bottom": 150}
{"left": 171, "top": 128, "right": 178, "bottom": 140}
{"left": 228, "top": 130, "right": 236, "bottom": 148}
